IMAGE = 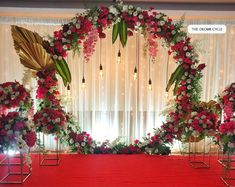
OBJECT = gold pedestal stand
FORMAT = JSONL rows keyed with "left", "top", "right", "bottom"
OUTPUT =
{"left": 38, "top": 133, "right": 60, "bottom": 166}
{"left": 0, "top": 151, "right": 31, "bottom": 184}
{"left": 188, "top": 136, "right": 211, "bottom": 168}
{"left": 220, "top": 150, "right": 235, "bottom": 187}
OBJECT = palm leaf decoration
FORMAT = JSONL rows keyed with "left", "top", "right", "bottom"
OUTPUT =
{"left": 11, "top": 25, "right": 71, "bottom": 86}
{"left": 11, "top": 25, "right": 54, "bottom": 71}
{"left": 166, "top": 65, "right": 185, "bottom": 94}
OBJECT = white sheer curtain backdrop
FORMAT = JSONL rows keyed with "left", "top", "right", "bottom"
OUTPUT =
{"left": 0, "top": 16, "right": 235, "bottom": 149}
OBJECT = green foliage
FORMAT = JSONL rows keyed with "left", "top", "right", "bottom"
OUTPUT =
{"left": 190, "top": 72, "right": 203, "bottom": 103}
{"left": 112, "top": 20, "right": 128, "bottom": 47}
{"left": 54, "top": 58, "right": 71, "bottom": 86}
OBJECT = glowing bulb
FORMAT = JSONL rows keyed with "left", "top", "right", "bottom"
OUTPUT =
{"left": 99, "top": 64, "right": 103, "bottom": 79}
{"left": 117, "top": 50, "right": 121, "bottom": 64}
{"left": 133, "top": 66, "right": 137, "bottom": 80}
{"left": 148, "top": 79, "right": 152, "bottom": 91}
{"left": 82, "top": 77, "right": 86, "bottom": 89}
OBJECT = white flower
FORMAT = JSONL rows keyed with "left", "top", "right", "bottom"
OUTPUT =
{"left": 202, "top": 124, "right": 207, "bottom": 128}
{"left": 155, "top": 14, "right": 161, "bottom": 19}
{"left": 133, "top": 11, "right": 138, "bottom": 16}
{"left": 228, "top": 142, "right": 235, "bottom": 148}
{"left": 53, "top": 55, "right": 58, "bottom": 59}
{"left": 186, "top": 79, "right": 191, "bottom": 84}
{"left": 50, "top": 42, "right": 54, "bottom": 47}
{"left": 138, "top": 14, "right": 143, "bottom": 19}
{"left": 192, "top": 131, "right": 199, "bottom": 137}
{"left": 186, "top": 52, "right": 191, "bottom": 57}
{"left": 199, "top": 120, "right": 203, "bottom": 124}
{"left": 183, "top": 46, "right": 188, "bottom": 51}
{"left": 171, "top": 30, "right": 176, "bottom": 35}
{"left": 188, "top": 119, "right": 193, "bottom": 124}
{"left": 69, "top": 139, "right": 74, "bottom": 144}
{"left": 63, "top": 45, "right": 68, "bottom": 50}
{"left": 181, "top": 75, "right": 186, "bottom": 80}
{"left": 67, "top": 30, "right": 72, "bottom": 35}
{"left": 122, "top": 5, "right": 128, "bottom": 12}
{"left": 75, "top": 24, "right": 80, "bottom": 29}
{"left": 75, "top": 143, "right": 79, "bottom": 147}
{"left": 191, "top": 111, "right": 198, "bottom": 116}
{"left": 173, "top": 127, "right": 178, "bottom": 132}
{"left": 58, "top": 56, "right": 62, "bottom": 61}
{"left": 201, "top": 115, "right": 206, "bottom": 119}
{"left": 157, "top": 28, "right": 161, "bottom": 32}
{"left": 136, "top": 7, "right": 142, "bottom": 11}
{"left": 129, "top": 5, "right": 133, "bottom": 9}
{"left": 81, "top": 142, "right": 86, "bottom": 147}
{"left": 160, "top": 21, "right": 165, "bottom": 26}
{"left": 189, "top": 74, "right": 194, "bottom": 79}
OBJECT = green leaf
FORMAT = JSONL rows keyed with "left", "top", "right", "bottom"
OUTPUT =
{"left": 112, "top": 23, "right": 119, "bottom": 44}
{"left": 173, "top": 69, "right": 185, "bottom": 95}
{"left": 166, "top": 65, "right": 184, "bottom": 92}
{"left": 54, "top": 58, "right": 72, "bottom": 86}
{"left": 119, "top": 20, "right": 128, "bottom": 47}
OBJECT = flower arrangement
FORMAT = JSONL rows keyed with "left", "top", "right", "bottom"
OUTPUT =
{"left": 34, "top": 69, "right": 67, "bottom": 135}
{"left": 0, "top": 112, "right": 36, "bottom": 153}
{"left": 33, "top": 108, "right": 66, "bottom": 134}
{"left": 218, "top": 117, "right": 235, "bottom": 153}
{"left": 219, "top": 82, "right": 235, "bottom": 120}
{"left": 182, "top": 110, "right": 218, "bottom": 142}
{"left": 0, "top": 81, "right": 32, "bottom": 113}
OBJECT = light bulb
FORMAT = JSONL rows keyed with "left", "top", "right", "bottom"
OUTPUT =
{"left": 133, "top": 66, "right": 137, "bottom": 80}
{"left": 117, "top": 50, "right": 121, "bottom": 64}
{"left": 82, "top": 77, "right": 86, "bottom": 89}
{"left": 148, "top": 78, "right": 152, "bottom": 91}
{"left": 99, "top": 64, "right": 103, "bottom": 79}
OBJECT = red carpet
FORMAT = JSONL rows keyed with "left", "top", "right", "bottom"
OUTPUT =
{"left": 0, "top": 154, "right": 226, "bottom": 187}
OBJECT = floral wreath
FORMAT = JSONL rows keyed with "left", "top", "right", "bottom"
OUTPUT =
{"left": 11, "top": 0, "right": 207, "bottom": 148}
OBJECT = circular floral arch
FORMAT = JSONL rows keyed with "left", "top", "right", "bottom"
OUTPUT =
{"left": 45, "top": 0, "right": 206, "bottom": 139}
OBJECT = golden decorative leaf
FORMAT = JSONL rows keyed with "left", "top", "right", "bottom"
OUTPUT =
{"left": 11, "top": 25, "right": 54, "bottom": 71}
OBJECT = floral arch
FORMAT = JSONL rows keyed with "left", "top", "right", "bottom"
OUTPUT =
{"left": 10, "top": 0, "right": 212, "bottom": 154}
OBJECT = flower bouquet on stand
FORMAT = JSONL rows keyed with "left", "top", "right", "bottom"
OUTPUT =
{"left": 181, "top": 101, "right": 218, "bottom": 168}
{"left": 0, "top": 82, "right": 36, "bottom": 184}
{"left": 33, "top": 69, "right": 67, "bottom": 166}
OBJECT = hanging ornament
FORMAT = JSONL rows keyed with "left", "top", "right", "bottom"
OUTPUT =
{"left": 148, "top": 57, "right": 152, "bottom": 91}
{"left": 82, "top": 76, "right": 86, "bottom": 89}
{"left": 117, "top": 49, "right": 121, "bottom": 64}
{"left": 82, "top": 60, "right": 86, "bottom": 89}
{"left": 99, "top": 39, "right": 104, "bottom": 79}
{"left": 134, "top": 32, "right": 139, "bottom": 80}
{"left": 148, "top": 78, "right": 152, "bottom": 91}
{"left": 99, "top": 64, "right": 103, "bottom": 79}
{"left": 134, "top": 66, "right": 137, "bottom": 80}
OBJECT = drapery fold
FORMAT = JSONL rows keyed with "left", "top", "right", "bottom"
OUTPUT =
{"left": 0, "top": 16, "right": 234, "bottom": 148}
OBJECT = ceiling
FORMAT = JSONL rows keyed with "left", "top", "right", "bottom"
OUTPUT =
{"left": 0, "top": 0, "right": 234, "bottom": 20}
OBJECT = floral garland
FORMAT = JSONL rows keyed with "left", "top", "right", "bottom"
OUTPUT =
{"left": 33, "top": 69, "right": 67, "bottom": 134}
{"left": 219, "top": 82, "right": 235, "bottom": 120}
{"left": 217, "top": 82, "right": 235, "bottom": 153}
{"left": 0, "top": 81, "right": 33, "bottom": 114}
{"left": 44, "top": 1, "right": 206, "bottom": 144}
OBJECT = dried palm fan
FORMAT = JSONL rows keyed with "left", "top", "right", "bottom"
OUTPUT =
{"left": 11, "top": 25, "right": 54, "bottom": 71}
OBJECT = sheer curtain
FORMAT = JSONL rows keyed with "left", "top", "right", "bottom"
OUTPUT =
{"left": 0, "top": 16, "right": 235, "bottom": 146}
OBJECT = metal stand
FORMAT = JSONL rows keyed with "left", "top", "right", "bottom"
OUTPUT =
{"left": 39, "top": 133, "right": 61, "bottom": 166}
{"left": 221, "top": 150, "right": 235, "bottom": 187}
{"left": 218, "top": 147, "right": 235, "bottom": 169}
{"left": 188, "top": 136, "right": 211, "bottom": 168}
{"left": 0, "top": 151, "right": 31, "bottom": 184}
{"left": 0, "top": 155, "right": 7, "bottom": 166}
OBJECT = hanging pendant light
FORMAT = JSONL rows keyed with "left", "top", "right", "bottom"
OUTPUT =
{"left": 134, "top": 32, "right": 139, "bottom": 80}
{"left": 117, "top": 49, "right": 121, "bottom": 64}
{"left": 82, "top": 60, "right": 86, "bottom": 89}
{"left": 148, "top": 78, "right": 152, "bottom": 91}
{"left": 99, "top": 39, "right": 104, "bottom": 79}
{"left": 134, "top": 66, "right": 137, "bottom": 80}
{"left": 82, "top": 76, "right": 86, "bottom": 89}
{"left": 148, "top": 57, "right": 152, "bottom": 91}
{"left": 99, "top": 63, "right": 103, "bottom": 79}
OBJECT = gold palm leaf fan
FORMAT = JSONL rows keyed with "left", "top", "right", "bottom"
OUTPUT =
{"left": 11, "top": 25, "right": 54, "bottom": 71}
